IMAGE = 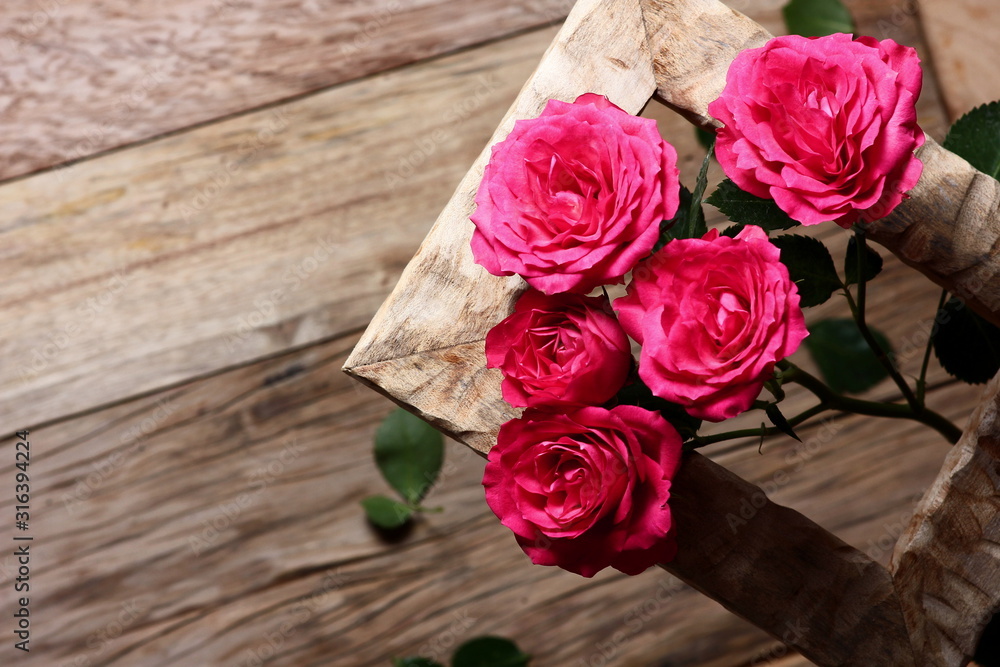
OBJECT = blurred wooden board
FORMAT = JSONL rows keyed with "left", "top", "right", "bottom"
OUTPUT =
{"left": 348, "top": 0, "right": 998, "bottom": 660}
{"left": 0, "top": 26, "right": 558, "bottom": 430}
{"left": 921, "top": 0, "right": 1000, "bottom": 120}
{"left": 0, "top": 329, "right": 980, "bottom": 666}
{"left": 0, "top": 0, "right": 994, "bottom": 663}
{"left": 0, "top": 0, "right": 572, "bottom": 181}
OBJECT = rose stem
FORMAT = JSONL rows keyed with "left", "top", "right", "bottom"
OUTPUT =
{"left": 916, "top": 289, "right": 948, "bottom": 405}
{"left": 686, "top": 402, "right": 828, "bottom": 449}
{"left": 686, "top": 230, "right": 964, "bottom": 451}
{"left": 779, "top": 361, "right": 961, "bottom": 444}
{"left": 685, "top": 368, "right": 964, "bottom": 450}
{"left": 844, "top": 227, "right": 922, "bottom": 413}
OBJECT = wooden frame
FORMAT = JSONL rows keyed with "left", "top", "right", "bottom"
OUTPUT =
{"left": 344, "top": 0, "right": 1000, "bottom": 664}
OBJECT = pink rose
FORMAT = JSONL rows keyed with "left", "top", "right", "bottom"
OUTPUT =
{"left": 615, "top": 226, "right": 808, "bottom": 421}
{"left": 471, "top": 93, "right": 680, "bottom": 294}
{"left": 486, "top": 290, "right": 631, "bottom": 409}
{"left": 708, "top": 33, "right": 924, "bottom": 228}
{"left": 483, "top": 406, "right": 681, "bottom": 577}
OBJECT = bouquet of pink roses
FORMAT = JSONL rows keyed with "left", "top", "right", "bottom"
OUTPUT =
{"left": 469, "top": 32, "right": 1000, "bottom": 578}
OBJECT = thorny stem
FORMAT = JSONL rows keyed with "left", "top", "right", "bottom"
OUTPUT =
{"left": 686, "top": 361, "right": 962, "bottom": 450}
{"left": 916, "top": 289, "right": 949, "bottom": 405}
{"left": 846, "top": 228, "right": 922, "bottom": 413}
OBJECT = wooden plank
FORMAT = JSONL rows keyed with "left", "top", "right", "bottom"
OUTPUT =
{"left": 638, "top": 0, "right": 1000, "bottom": 329}
{"left": 345, "top": 0, "right": 659, "bottom": 451}
{"left": 0, "top": 329, "right": 980, "bottom": 665}
{"left": 891, "top": 372, "right": 1000, "bottom": 665}
{"left": 0, "top": 0, "right": 955, "bottom": 434}
{"left": 0, "top": 0, "right": 574, "bottom": 181}
{"left": 666, "top": 454, "right": 916, "bottom": 667}
{"left": 920, "top": 0, "right": 1000, "bottom": 120}
{"left": 2, "top": 331, "right": 772, "bottom": 666}
{"left": 344, "top": 0, "right": 1000, "bottom": 664}
{"left": 0, "top": 0, "right": 989, "bottom": 664}
{"left": 0, "top": 25, "right": 562, "bottom": 430}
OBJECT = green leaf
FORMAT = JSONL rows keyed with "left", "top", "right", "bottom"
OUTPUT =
{"left": 451, "top": 637, "right": 530, "bottom": 667}
{"left": 615, "top": 380, "right": 702, "bottom": 440}
{"left": 764, "top": 377, "right": 786, "bottom": 402}
{"left": 688, "top": 147, "right": 712, "bottom": 237}
{"left": 943, "top": 101, "right": 1000, "bottom": 179}
{"left": 805, "top": 318, "right": 893, "bottom": 394}
{"left": 782, "top": 0, "right": 855, "bottom": 37}
{"left": 695, "top": 126, "right": 716, "bottom": 151}
{"left": 655, "top": 185, "right": 697, "bottom": 251}
{"left": 375, "top": 409, "right": 444, "bottom": 504}
{"left": 765, "top": 403, "right": 801, "bottom": 441}
{"left": 659, "top": 150, "right": 712, "bottom": 245}
{"left": 362, "top": 495, "right": 413, "bottom": 529}
{"left": 770, "top": 235, "right": 842, "bottom": 307}
{"left": 844, "top": 236, "right": 884, "bottom": 286}
{"left": 720, "top": 224, "right": 743, "bottom": 238}
{"left": 705, "top": 178, "right": 799, "bottom": 233}
{"left": 932, "top": 297, "right": 1000, "bottom": 384}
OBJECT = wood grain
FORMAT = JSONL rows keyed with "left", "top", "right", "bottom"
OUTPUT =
{"left": 0, "top": 0, "right": 575, "bottom": 181}
{"left": 891, "top": 372, "right": 1000, "bottom": 665}
{"left": 0, "top": 329, "right": 980, "bottom": 665}
{"left": 345, "top": 0, "right": 1000, "bottom": 664}
{"left": 920, "top": 0, "right": 1000, "bottom": 120}
{"left": 888, "top": 3, "right": 1000, "bottom": 657}
{"left": 866, "top": 138, "right": 1000, "bottom": 329}
{"left": 666, "top": 454, "right": 916, "bottom": 666}
{"left": 0, "top": 25, "right": 561, "bottom": 431}
{"left": 637, "top": 0, "right": 1000, "bottom": 328}
{"left": 345, "top": 0, "right": 659, "bottom": 444}
{"left": 640, "top": 0, "right": 770, "bottom": 128}
{"left": 0, "top": 330, "right": 806, "bottom": 665}
{"left": 1, "top": 0, "right": 994, "bottom": 663}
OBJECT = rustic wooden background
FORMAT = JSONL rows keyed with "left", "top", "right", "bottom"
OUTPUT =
{"left": 0, "top": 0, "right": 997, "bottom": 665}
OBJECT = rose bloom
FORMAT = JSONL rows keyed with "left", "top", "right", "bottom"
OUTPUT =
{"left": 483, "top": 406, "right": 682, "bottom": 577}
{"left": 486, "top": 290, "right": 631, "bottom": 410}
{"left": 471, "top": 93, "right": 680, "bottom": 294}
{"left": 615, "top": 226, "right": 808, "bottom": 422}
{"left": 709, "top": 33, "right": 924, "bottom": 228}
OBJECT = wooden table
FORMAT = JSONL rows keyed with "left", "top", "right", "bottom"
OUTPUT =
{"left": 0, "top": 0, "right": 996, "bottom": 664}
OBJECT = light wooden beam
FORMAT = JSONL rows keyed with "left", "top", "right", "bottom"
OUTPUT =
{"left": 345, "top": 1, "right": 1000, "bottom": 664}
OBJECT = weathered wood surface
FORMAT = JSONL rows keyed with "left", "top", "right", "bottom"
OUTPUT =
{"left": 0, "top": 0, "right": 994, "bottom": 663}
{"left": 668, "top": 454, "right": 916, "bottom": 666}
{"left": 0, "top": 0, "right": 575, "bottom": 181}
{"left": 638, "top": 0, "right": 1000, "bottom": 329}
{"left": 641, "top": 0, "right": 772, "bottom": 128}
{"left": 345, "top": 0, "right": 659, "bottom": 453}
{"left": 3, "top": 326, "right": 974, "bottom": 666}
{"left": 346, "top": 0, "right": 1000, "bottom": 665}
{"left": 921, "top": 0, "right": 1000, "bottom": 121}
{"left": 892, "top": 372, "right": 1000, "bottom": 665}
{"left": 867, "top": 140, "right": 1000, "bottom": 330}
{"left": 0, "top": 25, "right": 557, "bottom": 431}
